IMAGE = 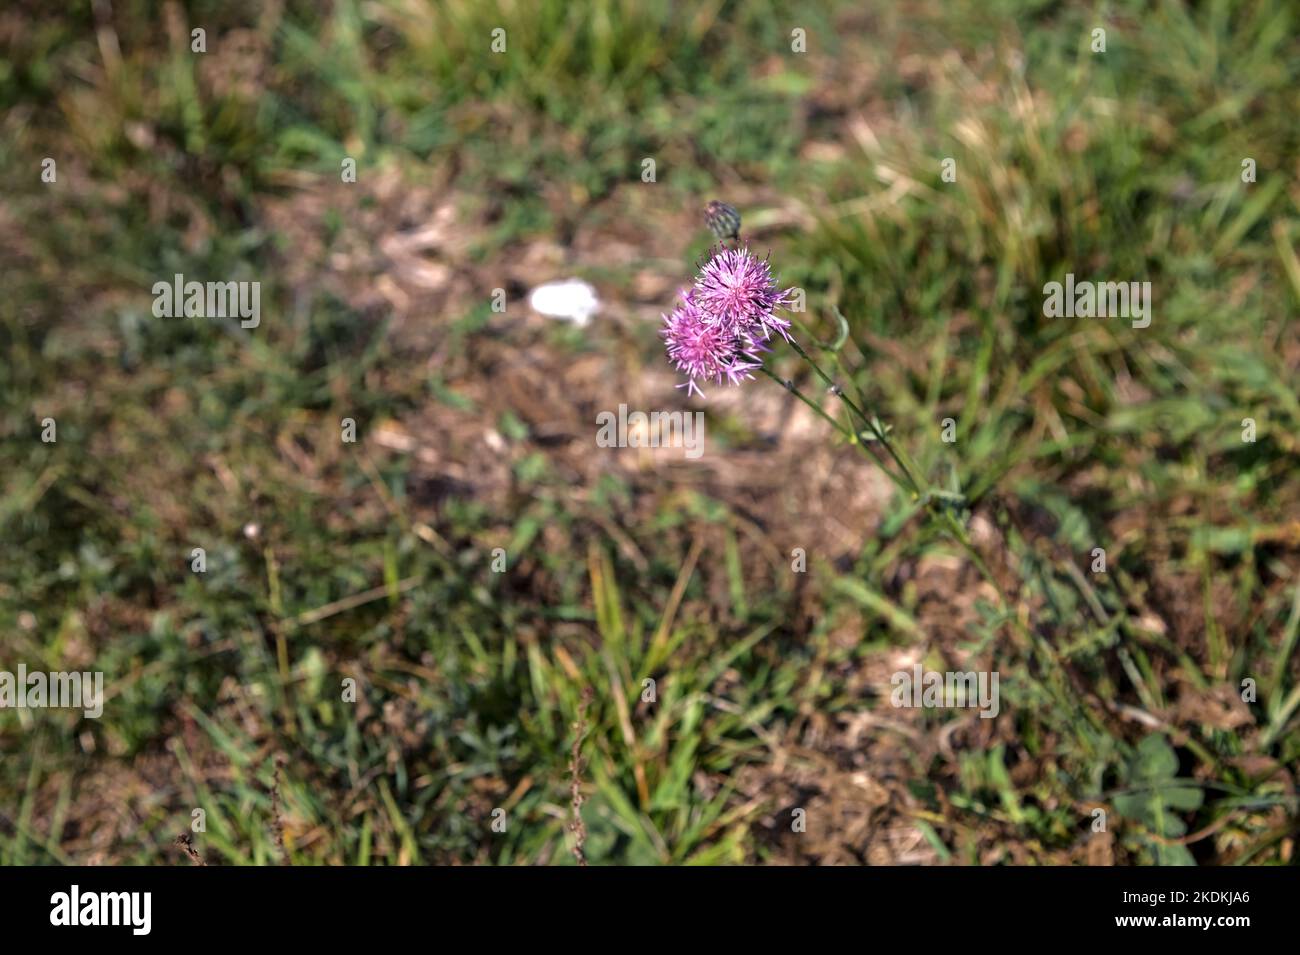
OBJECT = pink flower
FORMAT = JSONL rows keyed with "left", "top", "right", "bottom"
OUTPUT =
{"left": 693, "top": 245, "right": 795, "bottom": 344}
{"left": 661, "top": 291, "right": 761, "bottom": 398}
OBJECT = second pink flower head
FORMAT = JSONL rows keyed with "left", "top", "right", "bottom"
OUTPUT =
{"left": 663, "top": 244, "right": 796, "bottom": 398}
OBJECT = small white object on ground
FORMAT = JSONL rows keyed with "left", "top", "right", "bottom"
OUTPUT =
{"left": 528, "top": 278, "right": 600, "bottom": 326}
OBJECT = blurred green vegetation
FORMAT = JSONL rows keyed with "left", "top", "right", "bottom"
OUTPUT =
{"left": 1, "top": 0, "right": 1298, "bottom": 865}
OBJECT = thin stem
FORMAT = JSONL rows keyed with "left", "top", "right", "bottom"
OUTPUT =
{"left": 774, "top": 338, "right": 1103, "bottom": 732}
{"left": 760, "top": 367, "right": 848, "bottom": 437}
{"left": 828, "top": 348, "right": 930, "bottom": 493}
{"left": 786, "top": 337, "right": 923, "bottom": 496}
{"left": 759, "top": 367, "right": 899, "bottom": 481}
{"left": 777, "top": 328, "right": 1107, "bottom": 743}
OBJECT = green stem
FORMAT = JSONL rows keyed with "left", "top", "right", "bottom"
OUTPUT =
{"left": 759, "top": 367, "right": 899, "bottom": 480}
{"left": 775, "top": 329, "right": 1111, "bottom": 746}
{"left": 786, "top": 337, "right": 923, "bottom": 497}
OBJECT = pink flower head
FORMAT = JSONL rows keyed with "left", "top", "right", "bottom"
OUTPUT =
{"left": 661, "top": 291, "right": 760, "bottom": 398}
{"left": 693, "top": 244, "right": 795, "bottom": 344}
